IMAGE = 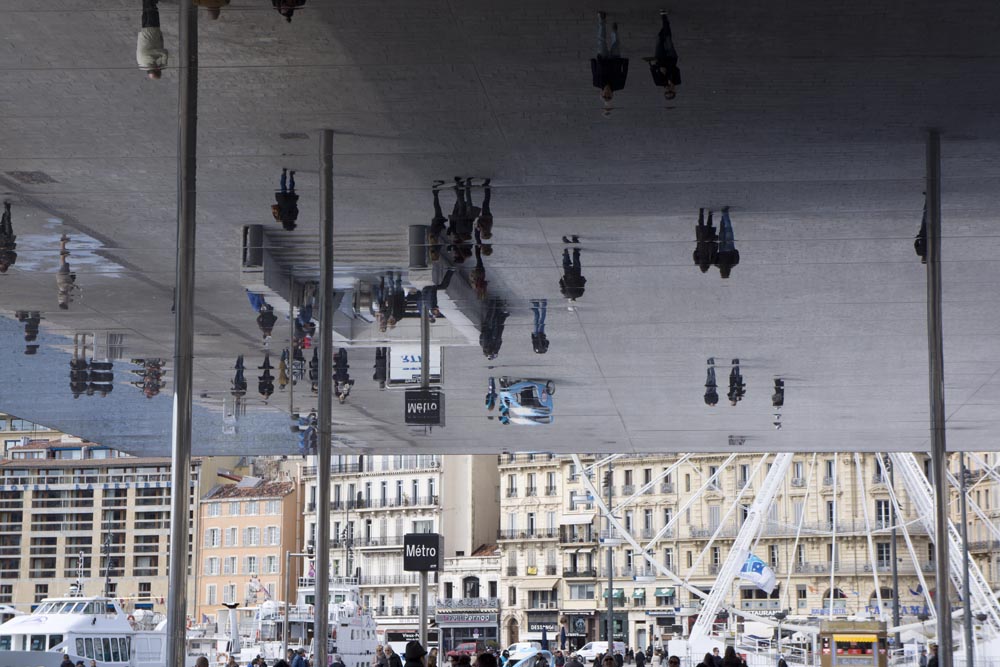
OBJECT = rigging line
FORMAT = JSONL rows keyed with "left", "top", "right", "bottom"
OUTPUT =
{"left": 856, "top": 453, "right": 885, "bottom": 620}
{"left": 881, "top": 457, "right": 937, "bottom": 617}
{"left": 829, "top": 452, "right": 838, "bottom": 618}
{"left": 780, "top": 453, "right": 817, "bottom": 611}
{"left": 684, "top": 455, "right": 763, "bottom": 587}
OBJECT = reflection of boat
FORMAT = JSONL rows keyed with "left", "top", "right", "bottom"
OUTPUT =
{"left": 189, "top": 576, "right": 377, "bottom": 666}
{"left": 498, "top": 378, "right": 555, "bottom": 425}
{"left": 0, "top": 595, "right": 167, "bottom": 666}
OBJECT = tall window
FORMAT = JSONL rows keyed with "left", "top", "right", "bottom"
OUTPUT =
{"left": 664, "top": 548, "right": 673, "bottom": 570}
{"left": 546, "top": 471, "right": 556, "bottom": 495}
{"left": 792, "top": 461, "right": 803, "bottom": 479}
{"left": 230, "top": 502, "right": 240, "bottom": 516}
{"left": 825, "top": 459, "right": 835, "bottom": 480}
{"left": 207, "top": 503, "right": 221, "bottom": 517}
{"left": 769, "top": 545, "right": 779, "bottom": 568}
{"left": 204, "top": 528, "right": 220, "bottom": 548}
{"left": 206, "top": 585, "right": 217, "bottom": 605}
{"left": 643, "top": 509, "right": 653, "bottom": 532}
{"left": 708, "top": 505, "right": 721, "bottom": 530}
{"left": 223, "top": 584, "right": 236, "bottom": 604}
{"left": 826, "top": 501, "right": 835, "bottom": 528}
{"left": 246, "top": 501, "right": 259, "bottom": 515}
{"left": 507, "top": 474, "right": 517, "bottom": 497}
{"left": 225, "top": 527, "right": 237, "bottom": 547}
{"left": 875, "top": 500, "right": 891, "bottom": 528}
{"left": 876, "top": 542, "right": 891, "bottom": 568}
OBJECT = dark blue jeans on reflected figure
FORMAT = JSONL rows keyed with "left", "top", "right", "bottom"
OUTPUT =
{"left": 531, "top": 299, "right": 547, "bottom": 335}
{"left": 719, "top": 209, "right": 735, "bottom": 253}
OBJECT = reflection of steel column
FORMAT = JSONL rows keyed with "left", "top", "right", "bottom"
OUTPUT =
{"left": 421, "top": 304, "right": 431, "bottom": 389}
{"left": 314, "top": 129, "right": 335, "bottom": 667}
{"left": 960, "top": 453, "right": 973, "bottom": 665}
{"left": 925, "top": 129, "right": 953, "bottom": 667}
{"left": 282, "top": 549, "right": 291, "bottom": 657}
{"left": 606, "top": 461, "right": 614, "bottom": 645}
{"left": 165, "top": 2, "right": 198, "bottom": 666}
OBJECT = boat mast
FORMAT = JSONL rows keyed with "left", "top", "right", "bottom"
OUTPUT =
{"left": 102, "top": 535, "right": 114, "bottom": 598}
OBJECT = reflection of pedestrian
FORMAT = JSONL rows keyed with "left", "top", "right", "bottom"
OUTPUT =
{"left": 0, "top": 201, "right": 17, "bottom": 273}
{"left": 559, "top": 246, "right": 587, "bottom": 301}
{"left": 271, "top": 168, "right": 299, "bottom": 231}
{"left": 472, "top": 242, "right": 488, "bottom": 300}
{"left": 704, "top": 358, "right": 718, "bottom": 406}
{"left": 256, "top": 303, "right": 277, "bottom": 341}
{"left": 194, "top": 0, "right": 230, "bottom": 20}
{"left": 772, "top": 379, "right": 784, "bottom": 407}
{"left": 531, "top": 300, "right": 549, "bottom": 354}
{"left": 477, "top": 179, "right": 494, "bottom": 240}
{"left": 727, "top": 358, "right": 745, "bottom": 405}
{"left": 57, "top": 235, "right": 79, "bottom": 310}
{"left": 373, "top": 347, "right": 388, "bottom": 390}
{"left": 258, "top": 353, "right": 275, "bottom": 399}
{"left": 644, "top": 12, "right": 681, "bottom": 99}
{"left": 278, "top": 349, "right": 290, "bottom": 390}
{"left": 592, "top": 12, "right": 629, "bottom": 108}
{"left": 693, "top": 209, "right": 718, "bottom": 273}
{"left": 232, "top": 355, "right": 247, "bottom": 397}
{"left": 309, "top": 347, "right": 319, "bottom": 392}
{"left": 914, "top": 194, "right": 927, "bottom": 264}
{"left": 429, "top": 181, "right": 448, "bottom": 262}
{"left": 334, "top": 348, "right": 355, "bottom": 403}
{"left": 70, "top": 335, "right": 89, "bottom": 398}
{"left": 136, "top": 0, "right": 168, "bottom": 80}
{"left": 272, "top": 0, "right": 307, "bottom": 22}
{"left": 89, "top": 359, "right": 115, "bottom": 397}
{"left": 480, "top": 299, "right": 510, "bottom": 360}
{"left": 717, "top": 207, "right": 740, "bottom": 279}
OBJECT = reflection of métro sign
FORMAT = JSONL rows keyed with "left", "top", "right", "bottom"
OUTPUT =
{"left": 403, "top": 533, "right": 444, "bottom": 571}
{"left": 405, "top": 389, "right": 444, "bottom": 426}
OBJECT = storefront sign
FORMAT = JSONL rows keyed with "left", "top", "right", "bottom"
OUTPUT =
{"left": 436, "top": 612, "right": 498, "bottom": 627}
{"left": 528, "top": 622, "right": 557, "bottom": 632}
{"left": 405, "top": 389, "right": 444, "bottom": 426}
{"left": 403, "top": 533, "right": 444, "bottom": 571}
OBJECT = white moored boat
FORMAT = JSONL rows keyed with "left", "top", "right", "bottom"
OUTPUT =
{"left": 0, "top": 595, "right": 166, "bottom": 666}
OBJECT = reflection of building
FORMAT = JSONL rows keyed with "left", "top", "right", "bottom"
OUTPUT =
{"left": 0, "top": 435, "right": 236, "bottom": 614}
{"left": 302, "top": 454, "right": 499, "bottom": 634}
{"left": 437, "top": 544, "right": 502, "bottom": 651}
{"left": 195, "top": 474, "right": 300, "bottom": 623}
{"left": 954, "top": 453, "right": 1000, "bottom": 594}
{"left": 0, "top": 413, "right": 60, "bottom": 454}
{"left": 498, "top": 453, "right": 937, "bottom": 651}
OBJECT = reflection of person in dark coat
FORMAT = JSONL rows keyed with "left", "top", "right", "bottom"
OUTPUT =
{"left": 560, "top": 247, "right": 587, "bottom": 301}
{"left": 272, "top": 168, "right": 299, "bottom": 231}
{"left": 717, "top": 207, "right": 740, "bottom": 279}
{"left": 373, "top": 347, "right": 388, "bottom": 389}
{"left": 0, "top": 201, "right": 17, "bottom": 273}
{"left": 727, "top": 358, "right": 745, "bottom": 406}
{"left": 645, "top": 12, "right": 681, "bottom": 99}
{"left": 704, "top": 358, "right": 718, "bottom": 406}
{"left": 480, "top": 299, "right": 509, "bottom": 360}
{"left": 693, "top": 208, "right": 718, "bottom": 273}
{"left": 334, "top": 348, "right": 355, "bottom": 403}
{"left": 592, "top": 12, "right": 628, "bottom": 105}
{"left": 232, "top": 355, "right": 247, "bottom": 397}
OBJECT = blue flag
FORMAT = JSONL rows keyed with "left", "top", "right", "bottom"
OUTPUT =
{"left": 738, "top": 553, "right": 777, "bottom": 594}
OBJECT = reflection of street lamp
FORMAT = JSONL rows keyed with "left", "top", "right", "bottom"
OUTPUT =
{"left": 774, "top": 611, "right": 787, "bottom": 655}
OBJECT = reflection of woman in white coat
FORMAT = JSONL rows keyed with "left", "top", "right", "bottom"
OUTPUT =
{"left": 136, "top": 0, "right": 168, "bottom": 79}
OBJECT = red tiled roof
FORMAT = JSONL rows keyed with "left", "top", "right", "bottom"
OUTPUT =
{"left": 205, "top": 481, "right": 295, "bottom": 500}
{"left": 470, "top": 544, "right": 500, "bottom": 557}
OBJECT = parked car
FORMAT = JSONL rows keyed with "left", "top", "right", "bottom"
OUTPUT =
{"left": 509, "top": 649, "right": 554, "bottom": 667}
{"left": 448, "top": 641, "right": 486, "bottom": 660}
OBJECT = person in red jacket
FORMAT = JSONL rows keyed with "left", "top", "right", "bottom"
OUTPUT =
{"left": 592, "top": 12, "right": 629, "bottom": 108}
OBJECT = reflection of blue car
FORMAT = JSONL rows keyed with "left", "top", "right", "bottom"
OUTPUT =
{"left": 497, "top": 377, "right": 555, "bottom": 426}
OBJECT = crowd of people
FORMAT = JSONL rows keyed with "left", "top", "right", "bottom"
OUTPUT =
{"left": 693, "top": 209, "right": 740, "bottom": 279}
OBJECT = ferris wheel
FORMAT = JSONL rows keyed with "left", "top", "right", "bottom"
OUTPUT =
{"left": 568, "top": 451, "right": 1000, "bottom": 657}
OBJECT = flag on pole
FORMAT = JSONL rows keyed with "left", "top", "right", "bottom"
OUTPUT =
{"left": 738, "top": 553, "right": 777, "bottom": 594}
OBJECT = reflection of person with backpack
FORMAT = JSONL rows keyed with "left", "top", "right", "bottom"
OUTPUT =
{"left": 592, "top": 12, "right": 628, "bottom": 110}
{"left": 644, "top": 12, "right": 681, "bottom": 99}
{"left": 271, "top": 168, "right": 299, "bottom": 231}
{"left": 704, "top": 358, "right": 718, "bottom": 406}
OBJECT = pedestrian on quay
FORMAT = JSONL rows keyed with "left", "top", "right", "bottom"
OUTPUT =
{"left": 386, "top": 645, "right": 403, "bottom": 667}
{"left": 428, "top": 648, "right": 439, "bottom": 667}
{"left": 614, "top": 652, "right": 624, "bottom": 667}
{"left": 333, "top": 654, "right": 347, "bottom": 667}
{"left": 699, "top": 653, "right": 715, "bottom": 667}
{"left": 926, "top": 644, "right": 938, "bottom": 667}
{"left": 634, "top": 649, "right": 645, "bottom": 667}
{"left": 554, "top": 651, "right": 565, "bottom": 667}
{"left": 273, "top": 0, "right": 307, "bottom": 22}
{"left": 644, "top": 11, "right": 681, "bottom": 99}
{"left": 592, "top": 11, "right": 629, "bottom": 110}
{"left": 404, "top": 642, "right": 426, "bottom": 667}
{"left": 721, "top": 647, "right": 741, "bottom": 667}
{"left": 136, "top": 0, "right": 168, "bottom": 79}
{"left": 565, "top": 654, "right": 583, "bottom": 667}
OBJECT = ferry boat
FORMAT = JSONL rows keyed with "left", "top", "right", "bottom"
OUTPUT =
{"left": 0, "top": 593, "right": 167, "bottom": 666}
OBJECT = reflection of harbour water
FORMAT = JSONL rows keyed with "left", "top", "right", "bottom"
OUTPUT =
{"left": 11, "top": 231, "right": 125, "bottom": 277}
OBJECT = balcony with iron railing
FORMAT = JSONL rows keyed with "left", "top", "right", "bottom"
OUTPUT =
{"left": 303, "top": 459, "right": 442, "bottom": 478}
{"left": 621, "top": 485, "right": 635, "bottom": 495}
{"left": 497, "top": 528, "right": 559, "bottom": 540}
{"left": 545, "top": 486, "right": 558, "bottom": 496}
{"left": 559, "top": 528, "right": 596, "bottom": 544}
{"left": 506, "top": 566, "right": 518, "bottom": 576}
{"left": 545, "top": 565, "right": 558, "bottom": 575}
{"left": 790, "top": 477, "right": 806, "bottom": 488}
{"left": 436, "top": 597, "right": 500, "bottom": 610}
{"left": 969, "top": 539, "right": 1000, "bottom": 553}
{"left": 526, "top": 487, "right": 538, "bottom": 497}
{"left": 352, "top": 496, "right": 440, "bottom": 510}
{"left": 660, "top": 482, "right": 675, "bottom": 494}
{"left": 501, "top": 453, "right": 558, "bottom": 465}
{"left": 563, "top": 569, "right": 598, "bottom": 578}
{"left": 506, "top": 488, "right": 518, "bottom": 498}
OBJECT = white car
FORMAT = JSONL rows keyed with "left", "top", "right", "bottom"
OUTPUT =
{"left": 576, "top": 642, "right": 626, "bottom": 665}
{"left": 506, "top": 642, "right": 542, "bottom": 661}
{"left": 509, "top": 648, "right": 554, "bottom": 667}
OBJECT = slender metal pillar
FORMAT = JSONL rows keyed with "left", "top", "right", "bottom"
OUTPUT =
{"left": 926, "top": 129, "right": 953, "bottom": 667}
{"left": 165, "top": 2, "right": 198, "bottom": 666}
{"left": 960, "top": 453, "right": 973, "bottom": 666}
{"left": 421, "top": 305, "right": 431, "bottom": 389}
{"left": 606, "top": 461, "right": 614, "bottom": 646}
{"left": 283, "top": 549, "right": 292, "bottom": 658}
{"left": 289, "top": 272, "right": 296, "bottom": 417}
{"left": 419, "top": 571, "right": 429, "bottom": 646}
{"left": 889, "top": 461, "right": 901, "bottom": 648}
{"left": 314, "top": 129, "right": 335, "bottom": 667}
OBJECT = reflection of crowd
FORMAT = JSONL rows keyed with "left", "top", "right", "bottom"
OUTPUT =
{"left": 15, "top": 310, "right": 40, "bottom": 355}
{"left": 130, "top": 358, "right": 166, "bottom": 399}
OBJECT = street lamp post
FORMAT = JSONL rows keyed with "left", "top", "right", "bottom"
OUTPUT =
{"left": 774, "top": 610, "right": 787, "bottom": 656}
{"left": 282, "top": 541, "right": 316, "bottom": 659}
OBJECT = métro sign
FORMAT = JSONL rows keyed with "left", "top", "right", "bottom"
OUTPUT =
{"left": 404, "top": 389, "right": 444, "bottom": 426}
{"left": 403, "top": 533, "right": 444, "bottom": 572}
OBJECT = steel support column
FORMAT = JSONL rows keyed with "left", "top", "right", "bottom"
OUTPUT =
{"left": 960, "top": 453, "right": 973, "bottom": 665}
{"left": 606, "top": 460, "right": 614, "bottom": 645}
{"left": 890, "top": 461, "right": 901, "bottom": 648}
{"left": 926, "top": 129, "right": 953, "bottom": 667}
{"left": 165, "top": 2, "right": 198, "bottom": 666}
{"left": 314, "top": 128, "right": 335, "bottom": 667}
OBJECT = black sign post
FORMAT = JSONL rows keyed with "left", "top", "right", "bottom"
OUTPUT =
{"left": 405, "top": 389, "right": 444, "bottom": 426}
{"left": 404, "top": 532, "right": 444, "bottom": 650}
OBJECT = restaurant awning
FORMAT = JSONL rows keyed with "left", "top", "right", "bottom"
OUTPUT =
{"left": 561, "top": 513, "right": 596, "bottom": 525}
{"left": 833, "top": 634, "right": 877, "bottom": 643}
{"left": 633, "top": 589, "right": 646, "bottom": 598}
{"left": 603, "top": 588, "right": 625, "bottom": 599}
{"left": 522, "top": 577, "right": 560, "bottom": 589}
{"left": 654, "top": 587, "right": 676, "bottom": 597}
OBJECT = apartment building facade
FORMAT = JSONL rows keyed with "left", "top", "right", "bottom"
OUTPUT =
{"left": 195, "top": 477, "right": 300, "bottom": 622}
{"left": 301, "top": 454, "right": 499, "bottom": 634}
{"left": 0, "top": 436, "right": 236, "bottom": 614}
{"left": 498, "top": 453, "right": 940, "bottom": 651}
{"left": 436, "top": 544, "right": 502, "bottom": 650}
